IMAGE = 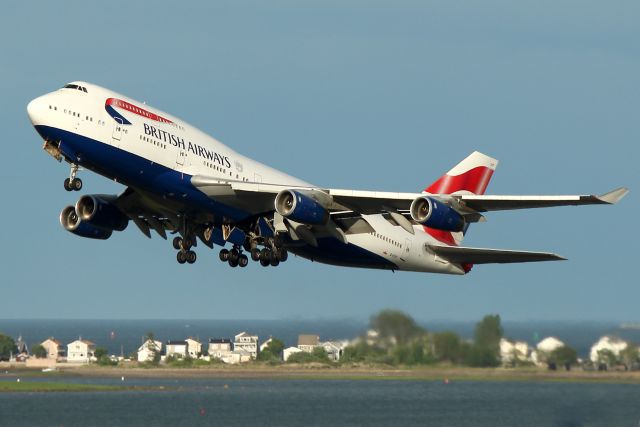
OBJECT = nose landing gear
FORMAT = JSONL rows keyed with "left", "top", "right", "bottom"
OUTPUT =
{"left": 63, "top": 164, "right": 82, "bottom": 191}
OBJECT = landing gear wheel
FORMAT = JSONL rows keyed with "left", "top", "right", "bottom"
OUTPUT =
{"left": 228, "top": 258, "right": 239, "bottom": 268}
{"left": 172, "top": 236, "right": 183, "bottom": 250}
{"left": 176, "top": 251, "right": 187, "bottom": 264}
{"left": 219, "top": 249, "right": 230, "bottom": 262}
{"left": 260, "top": 257, "right": 270, "bottom": 267}
{"left": 182, "top": 237, "right": 195, "bottom": 250}
{"left": 239, "top": 254, "right": 249, "bottom": 268}
{"left": 71, "top": 178, "right": 83, "bottom": 191}
{"left": 186, "top": 250, "right": 197, "bottom": 264}
{"left": 250, "top": 248, "right": 261, "bottom": 262}
{"left": 229, "top": 248, "right": 240, "bottom": 263}
{"left": 259, "top": 248, "right": 271, "bottom": 262}
{"left": 63, "top": 178, "right": 72, "bottom": 192}
{"left": 276, "top": 248, "right": 288, "bottom": 262}
{"left": 270, "top": 256, "right": 280, "bottom": 267}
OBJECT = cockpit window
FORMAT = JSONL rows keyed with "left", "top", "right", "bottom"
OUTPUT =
{"left": 63, "top": 84, "right": 88, "bottom": 93}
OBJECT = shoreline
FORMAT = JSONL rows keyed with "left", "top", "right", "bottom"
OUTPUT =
{"left": 4, "top": 364, "right": 640, "bottom": 384}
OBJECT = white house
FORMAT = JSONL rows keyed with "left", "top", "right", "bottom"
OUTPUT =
{"left": 260, "top": 337, "right": 274, "bottom": 353}
{"left": 589, "top": 336, "right": 628, "bottom": 363}
{"left": 283, "top": 346, "right": 303, "bottom": 362}
{"left": 500, "top": 338, "right": 529, "bottom": 365}
{"left": 67, "top": 339, "right": 96, "bottom": 363}
{"left": 531, "top": 337, "right": 565, "bottom": 366}
{"left": 208, "top": 338, "right": 233, "bottom": 359}
{"left": 298, "top": 335, "right": 320, "bottom": 353}
{"left": 221, "top": 349, "right": 253, "bottom": 364}
{"left": 166, "top": 340, "right": 188, "bottom": 358}
{"left": 137, "top": 339, "right": 163, "bottom": 363}
{"left": 41, "top": 337, "right": 65, "bottom": 361}
{"left": 234, "top": 332, "right": 259, "bottom": 359}
{"left": 185, "top": 338, "right": 202, "bottom": 358}
{"left": 321, "top": 341, "right": 346, "bottom": 361}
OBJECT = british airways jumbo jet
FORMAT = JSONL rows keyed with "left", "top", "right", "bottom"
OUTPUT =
{"left": 26, "top": 82, "right": 627, "bottom": 274}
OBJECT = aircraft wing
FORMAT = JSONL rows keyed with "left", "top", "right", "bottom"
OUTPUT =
{"left": 427, "top": 245, "right": 566, "bottom": 264}
{"left": 191, "top": 176, "right": 627, "bottom": 218}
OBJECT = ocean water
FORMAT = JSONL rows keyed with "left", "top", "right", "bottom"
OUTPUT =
{"left": 1, "top": 319, "right": 639, "bottom": 358}
{"left": 1, "top": 376, "right": 639, "bottom": 426}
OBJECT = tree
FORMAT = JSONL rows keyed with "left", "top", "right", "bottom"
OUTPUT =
{"left": 474, "top": 315, "right": 503, "bottom": 352}
{"left": 619, "top": 345, "right": 639, "bottom": 369}
{"left": 464, "top": 345, "right": 500, "bottom": 367}
{"left": 370, "top": 310, "right": 425, "bottom": 347}
{"left": 94, "top": 347, "right": 108, "bottom": 360}
{"left": 0, "top": 334, "right": 17, "bottom": 361}
{"left": 287, "top": 347, "right": 331, "bottom": 364}
{"left": 597, "top": 349, "right": 618, "bottom": 369}
{"left": 257, "top": 338, "right": 285, "bottom": 362}
{"left": 433, "top": 331, "right": 462, "bottom": 363}
{"left": 31, "top": 344, "right": 47, "bottom": 359}
{"left": 548, "top": 345, "right": 578, "bottom": 371}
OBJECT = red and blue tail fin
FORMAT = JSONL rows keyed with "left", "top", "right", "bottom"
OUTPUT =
{"left": 422, "top": 152, "right": 498, "bottom": 247}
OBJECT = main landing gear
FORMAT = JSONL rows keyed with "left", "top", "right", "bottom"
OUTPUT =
{"left": 173, "top": 236, "right": 197, "bottom": 265}
{"left": 219, "top": 247, "right": 249, "bottom": 268}
{"left": 63, "top": 164, "right": 82, "bottom": 191}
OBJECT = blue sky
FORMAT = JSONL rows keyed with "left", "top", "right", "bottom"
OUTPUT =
{"left": 1, "top": 1, "right": 637, "bottom": 320}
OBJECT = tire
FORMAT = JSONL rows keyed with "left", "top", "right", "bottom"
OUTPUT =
{"left": 176, "top": 251, "right": 187, "bottom": 264}
{"left": 250, "top": 248, "right": 261, "bottom": 261}
{"left": 219, "top": 249, "right": 229, "bottom": 262}
{"left": 270, "top": 258, "right": 280, "bottom": 267}
{"left": 72, "top": 178, "right": 83, "bottom": 191}
{"left": 187, "top": 251, "right": 197, "bottom": 264}
{"left": 172, "top": 236, "right": 182, "bottom": 250}
{"left": 229, "top": 248, "right": 240, "bottom": 263}
{"left": 229, "top": 258, "right": 238, "bottom": 268}
{"left": 277, "top": 249, "right": 288, "bottom": 262}
{"left": 239, "top": 254, "right": 248, "bottom": 268}
{"left": 63, "top": 178, "right": 72, "bottom": 191}
{"left": 259, "top": 248, "right": 270, "bottom": 262}
{"left": 260, "top": 258, "right": 270, "bottom": 267}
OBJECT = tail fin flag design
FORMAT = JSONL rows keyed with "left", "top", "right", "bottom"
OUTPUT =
{"left": 425, "top": 151, "right": 498, "bottom": 196}
{"left": 421, "top": 152, "right": 498, "bottom": 249}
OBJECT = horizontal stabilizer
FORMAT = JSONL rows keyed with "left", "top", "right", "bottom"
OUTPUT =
{"left": 427, "top": 245, "right": 566, "bottom": 264}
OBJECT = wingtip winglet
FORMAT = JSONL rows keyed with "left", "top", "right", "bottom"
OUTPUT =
{"left": 598, "top": 187, "right": 629, "bottom": 204}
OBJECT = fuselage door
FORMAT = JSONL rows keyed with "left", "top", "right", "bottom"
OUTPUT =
{"left": 112, "top": 117, "right": 123, "bottom": 146}
{"left": 401, "top": 238, "right": 412, "bottom": 262}
{"left": 176, "top": 149, "right": 186, "bottom": 167}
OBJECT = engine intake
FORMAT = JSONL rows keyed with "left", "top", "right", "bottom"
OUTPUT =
{"left": 75, "top": 195, "right": 128, "bottom": 232}
{"left": 275, "top": 190, "right": 329, "bottom": 225}
{"left": 409, "top": 196, "right": 465, "bottom": 232}
{"left": 60, "top": 206, "right": 113, "bottom": 240}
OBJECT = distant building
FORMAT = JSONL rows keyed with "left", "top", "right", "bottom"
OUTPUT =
{"left": 321, "top": 341, "right": 345, "bottom": 362}
{"left": 41, "top": 337, "right": 65, "bottom": 361}
{"left": 166, "top": 341, "right": 188, "bottom": 358}
{"left": 590, "top": 336, "right": 628, "bottom": 363}
{"left": 499, "top": 338, "right": 529, "bottom": 365}
{"left": 221, "top": 349, "right": 253, "bottom": 364}
{"left": 208, "top": 338, "right": 233, "bottom": 359}
{"left": 234, "top": 332, "right": 259, "bottom": 359}
{"left": 67, "top": 339, "right": 96, "bottom": 363}
{"left": 185, "top": 338, "right": 202, "bottom": 358}
{"left": 298, "top": 335, "right": 320, "bottom": 353}
{"left": 260, "top": 337, "right": 274, "bottom": 353}
{"left": 14, "top": 335, "right": 29, "bottom": 362}
{"left": 531, "top": 337, "right": 565, "bottom": 366}
{"left": 137, "top": 339, "right": 162, "bottom": 363}
{"left": 283, "top": 346, "right": 303, "bottom": 362}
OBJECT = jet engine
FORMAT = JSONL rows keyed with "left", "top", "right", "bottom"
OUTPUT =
{"left": 274, "top": 190, "right": 329, "bottom": 225}
{"left": 75, "top": 195, "right": 128, "bottom": 232}
{"left": 60, "top": 205, "right": 113, "bottom": 240}
{"left": 409, "top": 196, "right": 465, "bottom": 232}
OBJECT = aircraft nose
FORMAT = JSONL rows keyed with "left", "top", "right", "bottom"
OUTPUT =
{"left": 27, "top": 95, "right": 46, "bottom": 125}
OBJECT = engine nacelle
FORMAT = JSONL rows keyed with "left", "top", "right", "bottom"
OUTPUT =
{"left": 275, "top": 190, "right": 329, "bottom": 225}
{"left": 75, "top": 195, "right": 128, "bottom": 232}
{"left": 409, "top": 196, "right": 465, "bottom": 232}
{"left": 60, "top": 206, "right": 113, "bottom": 240}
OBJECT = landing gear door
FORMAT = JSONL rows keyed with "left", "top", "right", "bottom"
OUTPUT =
{"left": 112, "top": 117, "right": 123, "bottom": 146}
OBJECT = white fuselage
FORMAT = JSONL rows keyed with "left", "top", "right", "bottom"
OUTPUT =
{"left": 27, "top": 82, "right": 465, "bottom": 274}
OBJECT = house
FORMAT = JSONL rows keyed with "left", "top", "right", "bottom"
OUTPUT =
{"left": 234, "top": 332, "right": 259, "bottom": 359}
{"left": 589, "top": 336, "right": 628, "bottom": 364}
{"left": 531, "top": 337, "right": 565, "bottom": 366}
{"left": 67, "top": 339, "right": 96, "bottom": 363}
{"left": 14, "top": 335, "right": 29, "bottom": 362}
{"left": 260, "top": 337, "right": 274, "bottom": 353}
{"left": 41, "top": 337, "right": 65, "bottom": 361}
{"left": 208, "top": 338, "right": 233, "bottom": 359}
{"left": 321, "top": 341, "right": 345, "bottom": 361}
{"left": 166, "top": 340, "right": 188, "bottom": 358}
{"left": 185, "top": 338, "right": 202, "bottom": 358}
{"left": 137, "top": 339, "right": 163, "bottom": 363}
{"left": 298, "top": 335, "right": 320, "bottom": 353}
{"left": 499, "top": 338, "right": 529, "bottom": 365}
{"left": 283, "top": 346, "right": 303, "bottom": 362}
{"left": 221, "top": 349, "right": 253, "bottom": 364}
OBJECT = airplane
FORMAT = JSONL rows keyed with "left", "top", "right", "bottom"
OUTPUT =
{"left": 26, "top": 81, "right": 628, "bottom": 275}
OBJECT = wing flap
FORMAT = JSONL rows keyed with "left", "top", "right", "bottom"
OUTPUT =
{"left": 427, "top": 245, "right": 566, "bottom": 264}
